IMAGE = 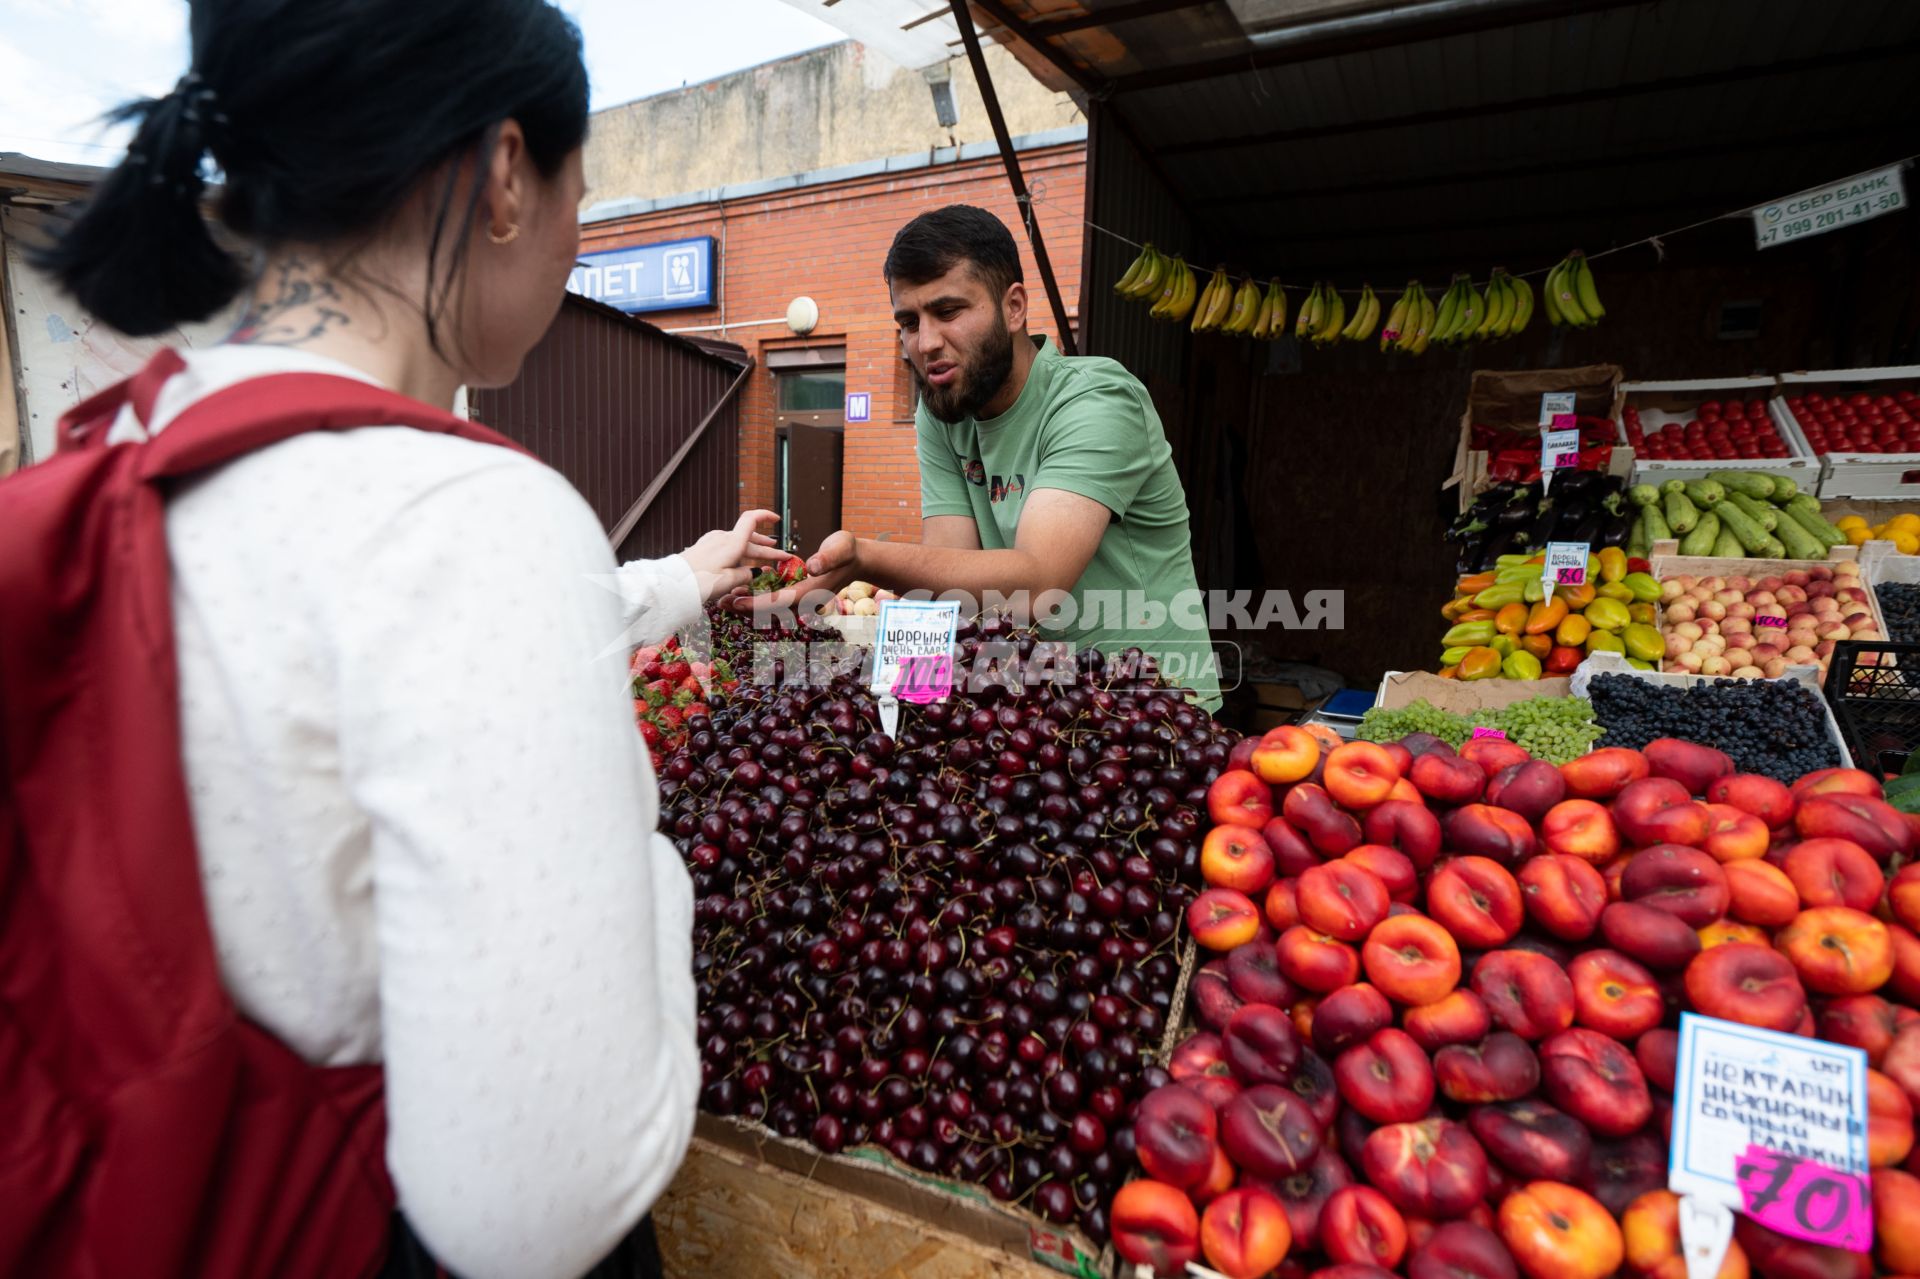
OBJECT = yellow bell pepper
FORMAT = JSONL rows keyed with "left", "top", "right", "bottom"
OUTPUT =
{"left": 1522, "top": 577, "right": 1547, "bottom": 603}
{"left": 1495, "top": 602, "right": 1530, "bottom": 635}
{"left": 1489, "top": 635, "right": 1518, "bottom": 658}
{"left": 1627, "top": 657, "right": 1656, "bottom": 671}
{"left": 1520, "top": 633, "right": 1553, "bottom": 661}
{"left": 1584, "top": 597, "right": 1633, "bottom": 631}
{"left": 1623, "top": 622, "right": 1665, "bottom": 662}
{"left": 1585, "top": 629, "right": 1626, "bottom": 655}
{"left": 1525, "top": 598, "right": 1569, "bottom": 635}
{"left": 1456, "top": 608, "right": 1496, "bottom": 623}
{"left": 1628, "top": 602, "right": 1658, "bottom": 627}
{"left": 1459, "top": 647, "right": 1503, "bottom": 680}
{"left": 1442, "top": 620, "right": 1497, "bottom": 647}
{"left": 1456, "top": 572, "right": 1497, "bottom": 594}
{"left": 1597, "top": 546, "right": 1628, "bottom": 584}
{"left": 1555, "top": 614, "right": 1592, "bottom": 647}
{"left": 1440, "top": 646, "right": 1474, "bottom": 667}
{"left": 1596, "top": 581, "right": 1636, "bottom": 603}
{"left": 1501, "top": 650, "right": 1543, "bottom": 680}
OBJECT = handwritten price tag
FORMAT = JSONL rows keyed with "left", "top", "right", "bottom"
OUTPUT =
{"left": 1470, "top": 727, "right": 1508, "bottom": 740}
{"left": 1736, "top": 1144, "right": 1872, "bottom": 1252}
{"left": 1756, "top": 614, "right": 1788, "bottom": 629}
{"left": 1539, "top": 392, "right": 1577, "bottom": 426}
{"left": 1539, "top": 424, "right": 1581, "bottom": 490}
{"left": 889, "top": 653, "right": 953, "bottom": 704}
{"left": 1543, "top": 541, "right": 1590, "bottom": 589}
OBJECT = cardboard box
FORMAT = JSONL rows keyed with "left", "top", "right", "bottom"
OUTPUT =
{"left": 1621, "top": 377, "right": 1822, "bottom": 484}
{"left": 1447, "top": 364, "right": 1629, "bottom": 513}
{"left": 1774, "top": 365, "right": 1920, "bottom": 500}
{"left": 1373, "top": 670, "right": 1573, "bottom": 713}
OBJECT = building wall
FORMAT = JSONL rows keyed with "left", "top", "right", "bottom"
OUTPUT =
{"left": 583, "top": 41, "right": 1083, "bottom": 212}
{"left": 579, "top": 140, "right": 1086, "bottom": 549}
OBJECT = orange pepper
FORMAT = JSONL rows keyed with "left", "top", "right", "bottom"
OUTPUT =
{"left": 1524, "top": 597, "right": 1569, "bottom": 635}
{"left": 1495, "top": 602, "right": 1529, "bottom": 635}
{"left": 1556, "top": 582, "right": 1597, "bottom": 610}
{"left": 1521, "top": 633, "right": 1553, "bottom": 660}
{"left": 1437, "top": 665, "right": 1460, "bottom": 679}
{"left": 1441, "top": 595, "right": 1475, "bottom": 621}
{"left": 1459, "top": 647, "right": 1503, "bottom": 680}
{"left": 1455, "top": 572, "right": 1497, "bottom": 595}
{"left": 1455, "top": 608, "right": 1496, "bottom": 624}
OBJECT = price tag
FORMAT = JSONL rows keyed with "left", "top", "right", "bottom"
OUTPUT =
{"left": 870, "top": 599, "right": 961, "bottom": 707}
{"left": 1756, "top": 614, "right": 1788, "bottom": 629}
{"left": 1669, "top": 1013, "right": 1873, "bottom": 1252}
{"left": 1735, "top": 1144, "right": 1873, "bottom": 1252}
{"left": 1539, "top": 392, "right": 1577, "bottom": 425}
{"left": 1539, "top": 421, "right": 1580, "bottom": 490}
{"left": 1543, "top": 541, "right": 1590, "bottom": 588}
{"left": 1470, "top": 727, "right": 1507, "bottom": 740}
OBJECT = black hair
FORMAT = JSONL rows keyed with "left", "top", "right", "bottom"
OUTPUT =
{"left": 884, "top": 204, "right": 1023, "bottom": 303}
{"left": 33, "top": 0, "right": 589, "bottom": 339}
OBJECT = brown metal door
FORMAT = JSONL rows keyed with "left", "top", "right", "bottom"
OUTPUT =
{"left": 777, "top": 423, "right": 843, "bottom": 557}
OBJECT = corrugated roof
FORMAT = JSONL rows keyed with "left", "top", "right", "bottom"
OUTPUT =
{"left": 884, "top": 0, "right": 1920, "bottom": 280}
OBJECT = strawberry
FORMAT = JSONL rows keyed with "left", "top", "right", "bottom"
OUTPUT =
{"left": 671, "top": 687, "right": 696, "bottom": 708}
{"left": 637, "top": 720, "right": 662, "bottom": 748}
{"left": 687, "top": 702, "right": 710, "bottom": 720}
{"left": 643, "top": 678, "right": 673, "bottom": 705}
{"left": 656, "top": 705, "right": 684, "bottom": 729}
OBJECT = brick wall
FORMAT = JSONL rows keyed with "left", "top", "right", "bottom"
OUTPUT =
{"left": 579, "top": 143, "right": 1086, "bottom": 548}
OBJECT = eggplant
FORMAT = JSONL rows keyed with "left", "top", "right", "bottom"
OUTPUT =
{"left": 1480, "top": 528, "right": 1521, "bottom": 563}
{"left": 1494, "top": 498, "right": 1533, "bottom": 528}
{"left": 1455, "top": 533, "right": 1489, "bottom": 575}
{"left": 1550, "top": 497, "right": 1591, "bottom": 542}
{"left": 1522, "top": 499, "right": 1556, "bottom": 549}
{"left": 1597, "top": 491, "right": 1633, "bottom": 547}
{"left": 1553, "top": 470, "right": 1601, "bottom": 497}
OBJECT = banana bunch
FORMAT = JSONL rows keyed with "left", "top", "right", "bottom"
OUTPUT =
{"left": 1544, "top": 251, "right": 1605, "bottom": 328}
{"left": 1338, "top": 284, "right": 1380, "bottom": 343}
{"left": 1146, "top": 256, "right": 1198, "bottom": 323}
{"left": 1429, "top": 274, "right": 1488, "bottom": 347}
{"left": 1113, "top": 243, "right": 1168, "bottom": 301}
{"left": 1382, "top": 280, "right": 1436, "bottom": 355}
{"left": 1189, "top": 265, "right": 1235, "bottom": 333}
{"left": 1249, "top": 279, "right": 1287, "bottom": 340}
{"left": 1295, "top": 282, "right": 1350, "bottom": 346}
{"left": 1467, "top": 268, "right": 1534, "bottom": 341}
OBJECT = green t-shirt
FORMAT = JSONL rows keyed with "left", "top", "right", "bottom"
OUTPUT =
{"left": 916, "top": 337, "right": 1222, "bottom": 710}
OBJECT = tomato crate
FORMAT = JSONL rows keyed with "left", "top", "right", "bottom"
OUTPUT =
{"left": 1621, "top": 376, "right": 1822, "bottom": 484}
{"left": 1821, "top": 640, "right": 1920, "bottom": 775}
{"left": 1772, "top": 365, "right": 1920, "bottom": 500}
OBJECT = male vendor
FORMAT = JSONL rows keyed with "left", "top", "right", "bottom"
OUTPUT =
{"left": 771, "top": 205, "right": 1219, "bottom": 709}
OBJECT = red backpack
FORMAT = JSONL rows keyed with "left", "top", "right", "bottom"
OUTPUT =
{"left": 0, "top": 349, "right": 530, "bottom": 1278}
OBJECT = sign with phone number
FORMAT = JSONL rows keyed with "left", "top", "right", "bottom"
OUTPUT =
{"left": 1754, "top": 163, "right": 1907, "bottom": 250}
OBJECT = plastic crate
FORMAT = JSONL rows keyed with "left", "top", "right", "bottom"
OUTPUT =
{"left": 1622, "top": 377, "right": 1822, "bottom": 484}
{"left": 1773, "top": 366, "right": 1920, "bottom": 500}
{"left": 1822, "top": 640, "right": 1920, "bottom": 774}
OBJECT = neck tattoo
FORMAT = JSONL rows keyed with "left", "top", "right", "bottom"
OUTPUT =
{"left": 228, "top": 256, "right": 351, "bottom": 346}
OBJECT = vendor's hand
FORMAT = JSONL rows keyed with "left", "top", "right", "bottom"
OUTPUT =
{"left": 746, "top": 529, "right": 860, "bottom": 617}
{"left": 682, "top": 509, "right": 784, "bottom": 603}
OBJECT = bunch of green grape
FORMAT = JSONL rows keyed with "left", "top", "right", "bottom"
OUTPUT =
{"left": 1357, "top": 699, "right": 1471, "bottom": 748}
{"left": 1495, "top": 695, "right": 1603, "bottom": 764}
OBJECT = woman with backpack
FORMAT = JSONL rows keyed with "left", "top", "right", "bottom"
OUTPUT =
{"left": 0, "top": 2, "right": 760, "bottom": 1275}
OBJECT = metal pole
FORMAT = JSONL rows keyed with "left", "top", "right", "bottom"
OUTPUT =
{"left": 948, "top": 0, "right": 1078, "bottom": 357}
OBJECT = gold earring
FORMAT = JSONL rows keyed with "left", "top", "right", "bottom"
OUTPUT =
{"left": 488, "top": 223, "right": 520, "bottom": 245}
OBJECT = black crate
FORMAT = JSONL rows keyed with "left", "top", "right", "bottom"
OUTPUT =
{"left": 1823, "top": 640, "right": 1920, "bottom": 774}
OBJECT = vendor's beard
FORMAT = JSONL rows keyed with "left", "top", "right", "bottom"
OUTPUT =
{"left": 914, "top": 319, "right": 1016, "bottom": 424}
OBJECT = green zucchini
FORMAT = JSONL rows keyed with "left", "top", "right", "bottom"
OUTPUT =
{"left": 1643, "top": 502, "right": 1673, "bottom": 543}
{"left": 1709, "top": 470, "right": 1776, "bottom": 500}
{"left": 1679, "top": 512, "right": 1721, "bottom": 556}
{"left": 1664, "top": 489, "right": 1699, "bottom": 534}
{"left": 1726, "top": 491, "right": 1778, "bottom": 531}
{"left": 1684, "top": 479, "right": 1726, "bottom": 508}
{"left": 1773, "top": 511, "right": 1826, "bottom": 560}
{"left": 1628, "top": 484, "right": 1663, "bottom": 508}
{"left": 1782, "top": 498, "right": 1848, "bottom": 548}
{"left": 1715, "top": 499, "right": 1776, "bottom": 555}
{"left": 1768, "top": 475, "right": 1801, "bottom": 502}
{"left": 1627, "top": 511, "right": 1649, "bottom": 560}
{"left": 1712, "top": 526, "right": 1745, "bottom": 558}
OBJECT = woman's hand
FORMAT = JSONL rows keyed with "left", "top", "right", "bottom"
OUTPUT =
{"left": 681, "top": 509, "right": 784, "bottom": 603}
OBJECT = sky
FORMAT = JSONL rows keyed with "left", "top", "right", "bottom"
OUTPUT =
{"left": 0, "top": 0, "right": 847, "bottom": 166}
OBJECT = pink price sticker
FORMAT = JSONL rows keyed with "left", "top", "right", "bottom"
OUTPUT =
{"left": 1556, "top": 566, "right": 1586, "bottom": 584}
{"left": 1757, "top": 615, "right": 1789, "bottom": 629}
{"left": 1554, "top": 451, "right": 1580, "bottom": 468}
{"left": 1735, "top": 1144, "right": 1873, "bottom": 1253}
{"left": 888, "top": 653, "right": 953, "bottom": 704}
{"left": 1470, "top": 727, "right": 1507, "bottom": 740}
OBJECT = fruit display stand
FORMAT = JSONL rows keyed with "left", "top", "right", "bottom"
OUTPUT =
{"left": 1445, "top": 364, "right": 1628, "bottom": 514}
{"left": 657, "top": 1116, "right": 1113, "bottom": 1278}
{"left": 1572, "top": 650, "right": 1851, "bottom": 763}
{"left": 1619, "top": 377, "right": 1820, "bottom": 483}
{"left": 1772, "top": 365, "right": 1920, "bottom": 499}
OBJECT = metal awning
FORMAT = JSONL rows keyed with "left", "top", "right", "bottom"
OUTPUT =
{"left": 787, "top": 0, "right": 1920, "bottom": 279}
